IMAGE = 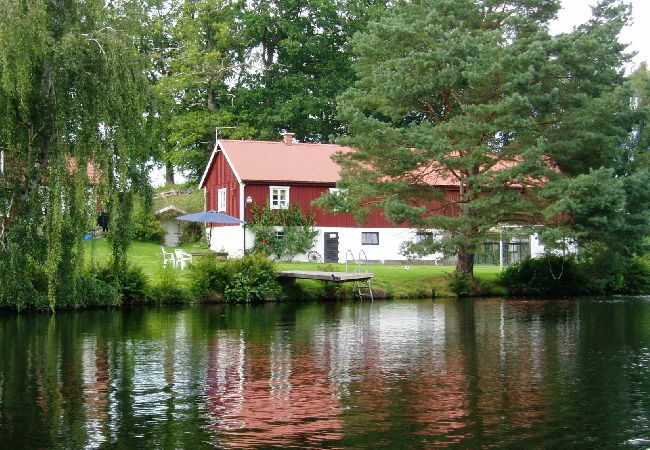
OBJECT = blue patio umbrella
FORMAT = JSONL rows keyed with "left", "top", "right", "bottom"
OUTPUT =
{"left": 176, "top": 210, "right": 248, "bottom": 251}
{"left": 176, "top": 210, "right": 246, "bottom": 225}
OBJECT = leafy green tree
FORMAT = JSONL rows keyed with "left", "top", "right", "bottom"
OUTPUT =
{"left": 234, "top": 0, "right": 387, "bottom": 142}
{"left": 324, "top": 0, "right": 641, "bottom": 276}
{"left": 118, "top": 0, "right": 183, "bottom": 185}
{"left": 249, "top": 202, "right": 318, "bottom": 260}
{"left": 156, "top": 0, "right": 255, "bottom": 179}
{"left": 149, "top": 0, "right": 386, "bottom": 178}
{"left": 0, "top": 0, "right": 152, "bottom": 310}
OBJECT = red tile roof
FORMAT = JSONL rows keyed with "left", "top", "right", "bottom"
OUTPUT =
{"left": 211, "top": 140, "right": 351, "bottom": 184}
{"left": 199, "top": 139, "right": 543, "bottom": 189}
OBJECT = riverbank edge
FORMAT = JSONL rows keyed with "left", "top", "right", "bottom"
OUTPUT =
{"left": 0, "top": 275, "right": 509, "bottom": 313}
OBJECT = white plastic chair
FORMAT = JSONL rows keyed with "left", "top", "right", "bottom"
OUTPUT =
{"left": 161, "top": 246, "right": 177, "bottom": 268}
{"left": 175, "top": 249, "right": 193, "bottom": 270}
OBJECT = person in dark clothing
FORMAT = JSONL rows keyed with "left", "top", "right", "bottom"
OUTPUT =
{"left": 97, "top": 212, "right": 109, "bottom": 233}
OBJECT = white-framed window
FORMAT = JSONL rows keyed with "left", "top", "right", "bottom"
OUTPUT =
{"left": 275, "top": 230, "right": 285, "bottom": 240}
{"left": 361, "top": 232, "right": 379, "bottom": 245}
{"left": 217, "top": 188, "right": 227, "bottom": 212}
{"left": 270, "top": 186, "right": 289, "bottom": 209}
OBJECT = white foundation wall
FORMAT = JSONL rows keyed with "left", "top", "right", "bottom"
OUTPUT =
{"left": 207, "top": 225, "right": 547, "bottom": 263}
{"left": 208, "top": 225, "right": 444, "bottom": 263}
{"left": 311, "top": 227, "right": 444, "bottom": 264}
{"left": 207, "top": 225, "right": 252, "bottom": 257}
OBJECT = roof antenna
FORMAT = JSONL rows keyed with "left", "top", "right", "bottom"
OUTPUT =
{"left": 215, "top": 126, "right": 236, "bottom": 141}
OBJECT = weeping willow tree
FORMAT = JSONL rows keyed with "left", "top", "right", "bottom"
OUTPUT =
{"left": 0, "top": 0, "right": 152, "bottom": 311}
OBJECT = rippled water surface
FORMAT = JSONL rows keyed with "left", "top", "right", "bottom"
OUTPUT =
{"left": 1, "top": 298, "right": 650, "bottom": 448}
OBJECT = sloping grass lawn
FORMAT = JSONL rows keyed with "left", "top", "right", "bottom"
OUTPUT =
{"left": 83, "top": 238, "right": 504, "bottom": 298}
{"left": 153, "top": 187, "right": 204, "bottom": 214}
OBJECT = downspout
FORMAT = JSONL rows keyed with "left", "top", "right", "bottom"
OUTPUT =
{"left": 240, "top": 182, "right": 246, "bottom": 253}
{"left": 204, "top": 186, "right": 209, "bottom": 247}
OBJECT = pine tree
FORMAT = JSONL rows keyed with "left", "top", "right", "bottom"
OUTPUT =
{"left": 326, "top": 0, "right": 640, "bottom": 276}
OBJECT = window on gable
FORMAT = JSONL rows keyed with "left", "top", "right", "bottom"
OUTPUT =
{"left": 217, "top": 188, "right": 227, "bottom": 212}
{"left": 361, "top": 232, "right": 379, "bottom": 245}
{"left": 270, "top": 186, "right": 289, "bottom": 210}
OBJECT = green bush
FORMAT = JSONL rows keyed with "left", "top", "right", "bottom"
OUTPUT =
{"left": 180, "top": 221, "right": 204, "bottom": 245}
{"left": 500, "top": 253, "right": 650, "bottom": 297}
{"left": 188, "top": 254, "right": 281, "bottom": 302}
{"left": 149, "top": 267, "right": 191, "bottom": 304}
{"left": 76, "top": 274, "right": 123, "bottom": 307}
{"left": 499, "top": 255, "right": 586, "bottom": 296}
{"left": 94, "top": 262, "right": 150, "bottom": 303}
{"left": 249, "top": 202, "right": 318, "bottom": 260}
{"left": 613, "top": 257, "right": 650, "bottom": 295}
{"left": 133, "top": 207, "right": 165, "bottom": 242}
{"left": 188, "top": 255, "right": 231, "bottom": 301}
{"left": 446, "top": 271, "right": 484, "bottom": 297}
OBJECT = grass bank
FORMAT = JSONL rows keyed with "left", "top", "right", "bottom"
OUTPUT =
{"left": 83, "top": 238, "right": 504, "bottom": 299}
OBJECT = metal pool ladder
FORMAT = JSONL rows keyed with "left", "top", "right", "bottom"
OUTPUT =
{"left": 345, "top": 250, "right": 374, "bottom": 301}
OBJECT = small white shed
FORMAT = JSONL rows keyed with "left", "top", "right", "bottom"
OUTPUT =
{"left": 155, "top": 206, "right": 187, "bottom": 247}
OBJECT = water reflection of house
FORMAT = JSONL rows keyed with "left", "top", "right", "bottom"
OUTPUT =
{"left": 204, "top": 330, "right": 343, "bottom": 448}
{"left": 304, "top": 302, "right": 471, "bottom": 443}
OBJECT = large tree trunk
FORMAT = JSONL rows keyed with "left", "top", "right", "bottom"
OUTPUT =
{"left": 165, "top": 160, "right": 175, "bottom": 185}
{"left": 456, "top": 249, "right": 475, "bottom": 275}
{"left": 457, "top": 176, "right": 476, "bottom": 277}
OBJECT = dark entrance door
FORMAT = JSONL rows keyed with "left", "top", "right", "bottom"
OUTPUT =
{"left": 324, "top": 232, "right": 339, "bottom": 263}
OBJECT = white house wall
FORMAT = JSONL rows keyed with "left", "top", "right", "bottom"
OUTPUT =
{"left": 312, "top": 227, "right": 443, "bottom": 264}
{"left": 208, "top": 225, "right": 444, "bottom": 263}
{"left": 208, "top": 225, "right": 548, "bottom": 265}
{"left": 208, "top": 225, "right": 251, "bottom": 257}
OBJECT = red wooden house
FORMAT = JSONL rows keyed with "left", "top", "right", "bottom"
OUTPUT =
{"left": 198, "top": 133, "right": 452, "bottom": 263}
{"left": 199, "top": 133, "right": 546, "bottom": 263}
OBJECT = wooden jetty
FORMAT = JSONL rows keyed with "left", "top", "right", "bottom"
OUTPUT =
{"left": 279, "top": 270, "right": 374, "bottom": 282}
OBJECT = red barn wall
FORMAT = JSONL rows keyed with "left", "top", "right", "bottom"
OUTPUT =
{"left": 204, "top": 151, "right": 240, "bottom": 225}
{"left": 243, "top": 182, "right": 460, "bottom": 228}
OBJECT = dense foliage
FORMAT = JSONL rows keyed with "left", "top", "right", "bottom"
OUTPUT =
{"left": 188, "top": 254, "right": 281, "bottom": 302}
{"left": 148, "top": 0, "right": 388, "bottom": 179}
{"left": 248, "top": 203, "right": 318, "bottom": 260}
{"left": 499, "top": 254, "right": 650, "bottom": 296}
{"left": 149, "top": 267, "right": 192, "bottom": 304}
{"left": 133, "top": 205, "right": 166, "bottom": 243}
{"left": 93, "top": 263, "right": 150, "bottom": 304}
{"left": 1, "top": 0, "right": 648, "bottom": 310}
{"left": 0, "top": 0, "right": 153, "bottom": 311}
{"left": 318, "top": 0, "right": 650, "bottom": 277}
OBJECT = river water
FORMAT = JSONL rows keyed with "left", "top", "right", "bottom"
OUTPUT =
{"left": 1, "top": 298, "right": 649, "bottom": 449}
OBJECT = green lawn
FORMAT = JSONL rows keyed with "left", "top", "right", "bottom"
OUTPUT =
{"left": 84, "top": 238, "right": 201, "bottom": 282}
{"left": 275, "top": 261, "right": 503, "bottom": 297}
{"left": 84, "top": 238, "right": 505, "bottom": 297}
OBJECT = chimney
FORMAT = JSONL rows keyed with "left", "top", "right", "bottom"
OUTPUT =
{"left": 282, "top": 131, "right": 295, "bottom": 145}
